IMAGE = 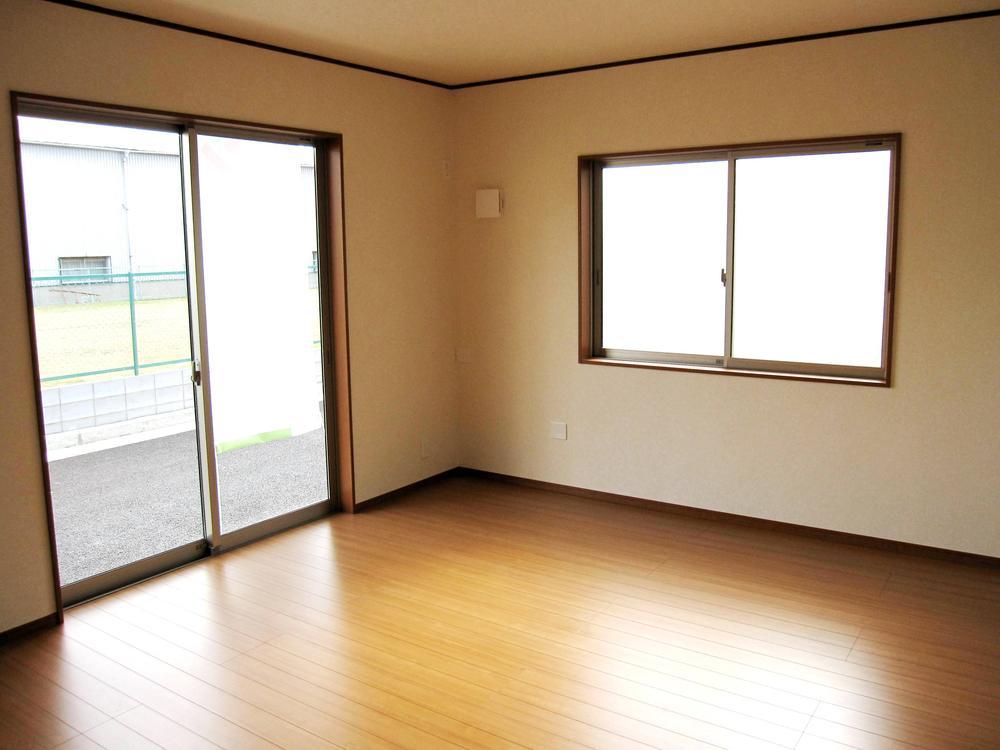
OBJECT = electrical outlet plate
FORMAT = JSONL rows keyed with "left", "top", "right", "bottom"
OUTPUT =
{"left": 549, "top": 421, "right": 567, "bottom": 440}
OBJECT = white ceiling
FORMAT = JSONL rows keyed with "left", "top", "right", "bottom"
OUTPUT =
{"left": 85, "top": 0, "right": 997, "bottom": 85}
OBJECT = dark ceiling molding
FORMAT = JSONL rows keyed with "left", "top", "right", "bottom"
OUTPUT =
{"left": 452, "top": 8, "right": 1000, "bottom": 89}
{"left": 40, "top": 0, "right": 1000, "bottom": 90}
{"left": 40, "top": 0, "right": 450, "bottom": 89}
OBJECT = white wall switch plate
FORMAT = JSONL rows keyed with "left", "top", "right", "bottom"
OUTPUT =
{"left": 549, "top": 421, "right": 567, "bottom": 440}
{"left": 475, "top": 188, "right": 502, "bottom": 218}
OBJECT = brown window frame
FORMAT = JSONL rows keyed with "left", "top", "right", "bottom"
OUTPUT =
{"left": 578, "top": 134, "right": 901, "bottom": 387}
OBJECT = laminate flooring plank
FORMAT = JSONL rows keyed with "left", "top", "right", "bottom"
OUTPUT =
{"left": 5, "top": 637, "right": 139, "bottom": 718}
{"left": 2, "top": 476, "right": 997, "bottom": 750}
{"left": 30, "top": 628, "right": 284, "bottom": 750}
{"left": 115, "top": 705, "right": 222, "bottom": 750}
{"left": 0, "top": 679, "right": 79, "bottom": 747}
{"left": 62, "top": 611, "right": 397, "bottom": 750}
{"left": 84, "top": 719, "right": 164, "bottom": 750}
{"left": 0, "top": 651, "right": 110, "bottom": 733}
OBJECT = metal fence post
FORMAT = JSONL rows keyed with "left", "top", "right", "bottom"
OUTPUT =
{"left": 128, "top": 270, "right": 139, "bottom": 376}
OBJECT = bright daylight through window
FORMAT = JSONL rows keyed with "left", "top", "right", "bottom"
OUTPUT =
{"left": 16, "top": 106, "right": 332, "bottom": 592}
{"left": 583, "top": 136, "right": 898, "bottom": 384}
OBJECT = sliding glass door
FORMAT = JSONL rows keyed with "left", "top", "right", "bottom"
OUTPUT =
{"left": 194, "top": 132, "right": 329, "bottom": 534}
{"left": 17, "top": 116, "right": 205, "bottom": 590}
{"left": 14, "top": 101, "right": 338, "bottom": 604}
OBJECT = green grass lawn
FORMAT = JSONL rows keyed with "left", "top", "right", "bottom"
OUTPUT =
{"left": 34, "top": 295, "right": 322, "bottom": 386}
{"left": 34, "top": 297, "right": 192, "bottom": 384}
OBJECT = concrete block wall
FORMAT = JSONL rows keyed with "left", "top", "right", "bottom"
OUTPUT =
{"left": 41, "top": 366, "right": 194, "bottom": 434}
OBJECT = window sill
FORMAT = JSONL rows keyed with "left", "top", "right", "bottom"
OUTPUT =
{"left": 579, "top": 356, "right": 889, "bottom": 387}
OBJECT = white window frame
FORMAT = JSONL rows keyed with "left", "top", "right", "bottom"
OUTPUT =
{"left": 57, "top": 255, "right": 111, "bottom": 284}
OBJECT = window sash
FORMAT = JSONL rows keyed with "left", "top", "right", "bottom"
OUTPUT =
{"left": 57, "top": 255, "right": 111, "bottom": 283}
{"left": 586, "top": 135, "right": 899, "bottom": 385}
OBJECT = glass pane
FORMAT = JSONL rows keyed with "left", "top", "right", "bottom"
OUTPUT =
{"left": 196, "top": 134, "right": 328, "bottom": 534}
{"left": 601, "top": 160, "right": 728, "bottom": 356}
{"left": 18, "top": 115, "right": 202, "bottom": 585}
{"left": 732, "top": 150, "right": 891, "bottom": 367}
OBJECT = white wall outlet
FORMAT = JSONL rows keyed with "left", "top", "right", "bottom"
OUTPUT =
{"left": 456, "top": 346, "right": 474, "bottom": 364}
{"left": 549, "top": 421, "right": 568, "bottom": 440}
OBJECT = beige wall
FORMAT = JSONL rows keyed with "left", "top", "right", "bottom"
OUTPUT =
{"left": 0, "top": 0, "right": 460, "bottom": 631}
{"left": 2, "top": 2, "right": 998, "bottom": 634}
{"left": 453, "top": 18, "right": 1000, "bottom": 557}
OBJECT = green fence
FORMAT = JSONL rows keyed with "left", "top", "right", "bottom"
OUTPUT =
{"left": 31, "top": 269, "right": 191, "bottom": 384}
{"left": 32, "top": 265, "right": 322, "bottom": 385}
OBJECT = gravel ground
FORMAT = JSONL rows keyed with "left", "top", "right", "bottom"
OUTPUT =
{"left": 49, "top": 428, "right": 328, "bottom": 584}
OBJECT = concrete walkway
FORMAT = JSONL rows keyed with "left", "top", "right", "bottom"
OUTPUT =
{"left": 49, "top": 428, "right": 328, "bottom": 584}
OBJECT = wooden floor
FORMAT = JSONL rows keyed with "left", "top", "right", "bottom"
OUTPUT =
{"left": 1, "top": 476, "right": 999, "bottom": 750}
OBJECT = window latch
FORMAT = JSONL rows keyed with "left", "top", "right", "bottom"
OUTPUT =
{"left": 720, "top": 268, "right": 727, "bottom": 287}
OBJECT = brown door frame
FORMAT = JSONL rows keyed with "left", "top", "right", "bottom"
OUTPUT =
{"left": 9, "top": 91, "right": 356, "bottom": 619}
